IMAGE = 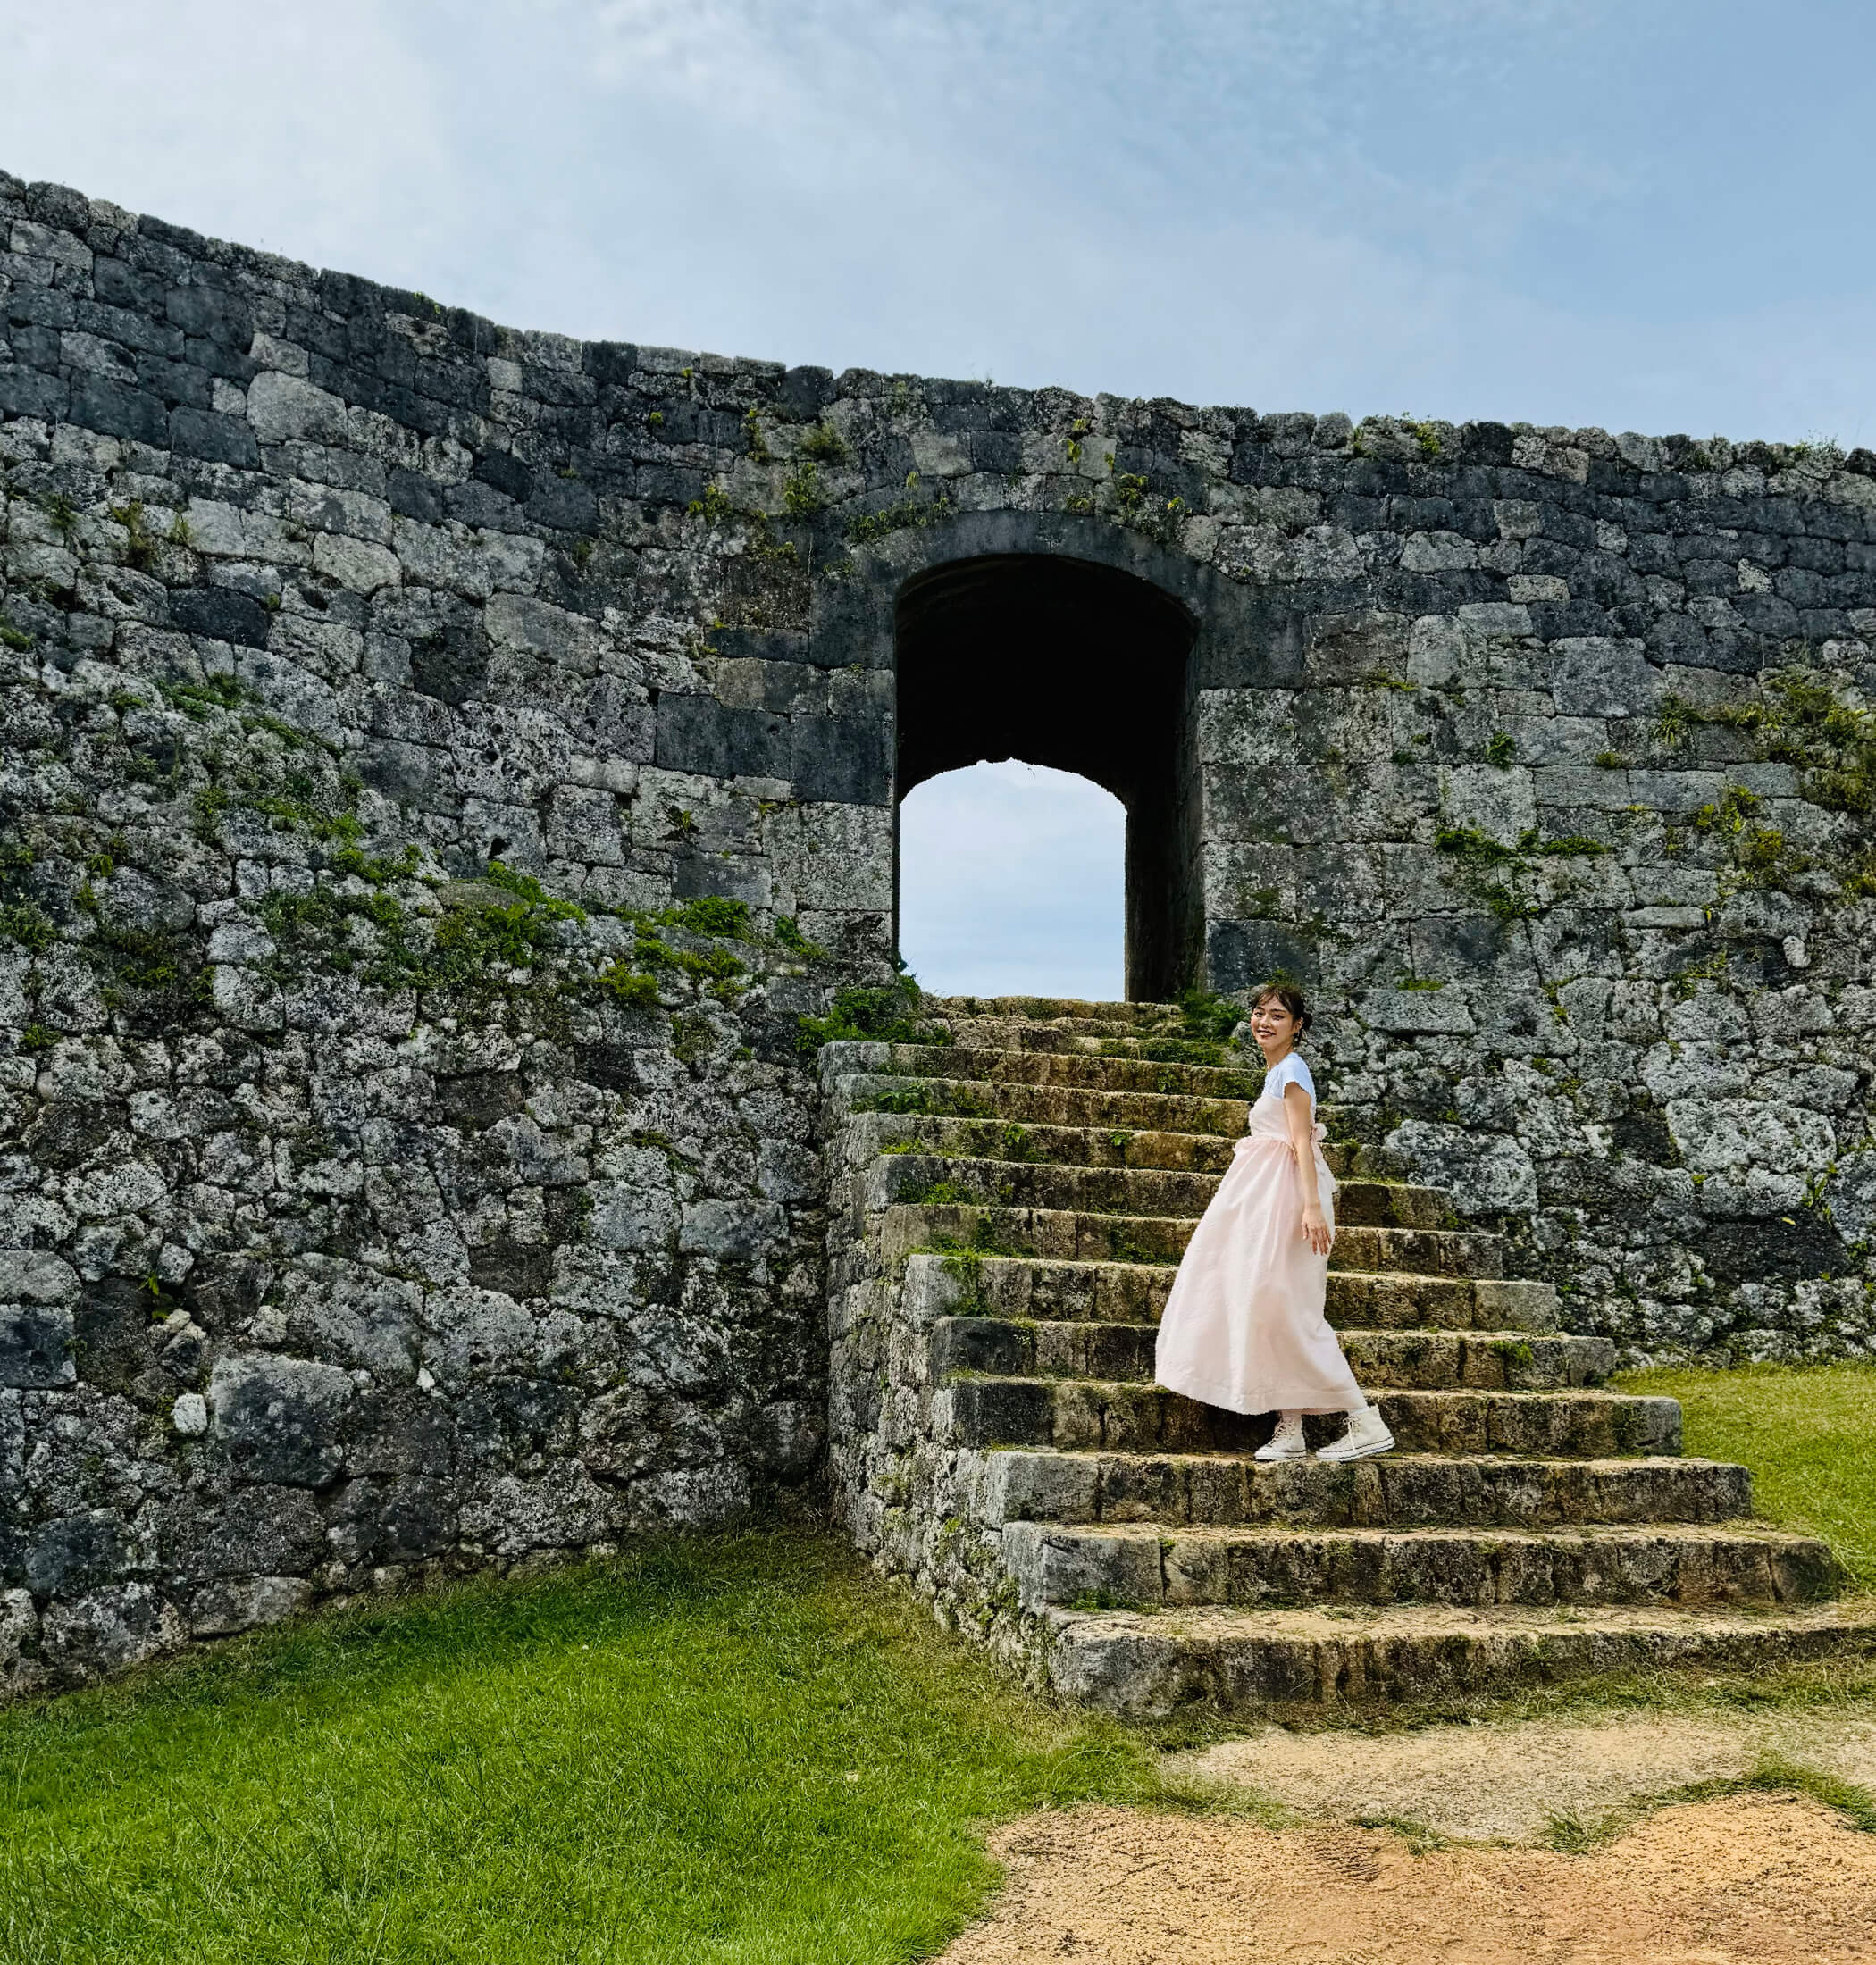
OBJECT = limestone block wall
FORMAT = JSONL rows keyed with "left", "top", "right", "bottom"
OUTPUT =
{"left": 0, "top": 172, "right": 872, "bottom": 1695}
{"left": 2, "top": 168, "right": 1873, "bottom": 1692}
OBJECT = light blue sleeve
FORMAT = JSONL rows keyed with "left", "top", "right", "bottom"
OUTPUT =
{"left": 1273, "top": 1055, "right": 1317, "bottom": 1109}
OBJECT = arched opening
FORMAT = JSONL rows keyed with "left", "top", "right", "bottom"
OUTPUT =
{"left": 894, "top": 554, "right": 1202, "bottom": 1000}
{"left": 899, "top": 763, "right": 1126, "bottom": 999}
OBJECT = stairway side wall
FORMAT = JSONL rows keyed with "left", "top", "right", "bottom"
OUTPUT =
{"left": 819, "top": 1053, "right": 1038, "bottom": 1673}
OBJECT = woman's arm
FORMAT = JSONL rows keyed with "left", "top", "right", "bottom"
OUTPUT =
{"left": 1283, "top": 1082, "right": 1333, "bottom": 1256}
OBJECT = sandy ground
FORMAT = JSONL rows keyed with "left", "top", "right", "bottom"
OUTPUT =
{"left": 1171, "top": 1706, "right": 1876, "bottom": 1842}
{"left": 939, "top": 1794, "right": 1876, "bottom": 1964}
{"left": 938, "top": 1708, "right": 1876, "bottom": 1963}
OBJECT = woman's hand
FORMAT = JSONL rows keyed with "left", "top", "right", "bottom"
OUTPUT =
{"left": 1300, "top": 1203, "right": 1333, "bottom": 1257}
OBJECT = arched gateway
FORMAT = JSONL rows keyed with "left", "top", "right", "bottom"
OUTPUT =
{"left": 894, "top": 551, "right": 1197, "bottom": 1000}
{"left": 803, "top": 508, "right": 1296, "bottom": 999}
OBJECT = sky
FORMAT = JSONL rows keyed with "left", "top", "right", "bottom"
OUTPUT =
{"left": 5, "top": 2, "right": 1874, "bottom": 994}
{"left": 900, "top": 765, "right": 1125, "bottom": 999}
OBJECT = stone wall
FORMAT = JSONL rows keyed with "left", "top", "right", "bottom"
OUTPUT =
{"left": 0, "top": 172, "right": 867, "bottom": 1695}
{"left": 3, "top": 169, "right": 1873, "bottom": 1692}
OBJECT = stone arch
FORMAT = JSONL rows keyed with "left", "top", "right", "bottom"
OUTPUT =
{"left": 894, "top": 555, "right": 1195, "bottom": 1000}
{"left": 808, "top": 509, "right": 1299, "bottom": 1000}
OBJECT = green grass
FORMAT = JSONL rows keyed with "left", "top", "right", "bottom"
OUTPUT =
{"left": 0, "top": 1533, "right": 1158, "bottom": 1965}
{"left": 1616, "top": 1360, "right": 1876, "bottom": 1589}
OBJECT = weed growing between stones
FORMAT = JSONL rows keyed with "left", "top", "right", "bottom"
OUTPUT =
{"left": 0, "top": 842, "right": 56, "bottom": 952}
{"left": 846, "top": 486, "right": 955, "bottom": 547}
{"left": 1109, "top": 472, "right": 1187, "bottom": 544}
{"left": 796, "top": 978, "right": 947, "bottom": 1053}
{"left": 781, "top": 461, "right": 825, "bottom": 517}
{"left": 897, "top": 1177, "right": 972, "bottom": 1207}
{"left": 797, "top": 419, "right": 849, "bottom": 464}
{"left": 1664, "top": 670, "right": 1876, "bottom": 817}
{"left": 1653, "top": 671, "right": 1876, "bottom": 900}
{"left": 1434, "top": 824, "right": 1609, "bottom": 921}
{"left": 1120, "top": 989, "right": 1250, "bottom": 1068}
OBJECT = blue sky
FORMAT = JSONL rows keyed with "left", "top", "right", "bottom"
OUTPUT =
{"left": 5, "top": 2, "right": 1873, "bottom": 995}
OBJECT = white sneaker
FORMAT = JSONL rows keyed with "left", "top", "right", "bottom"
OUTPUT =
{"left": 1316, "top": 1404, "right": 1394, "bottom": 1463}
{"left": 1253, "top": 1413, "right": 1307, "bottom": 1461}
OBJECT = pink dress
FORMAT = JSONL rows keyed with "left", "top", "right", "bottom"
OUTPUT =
{"left": 1153, "top": 1053, "right": 1362, "bottom": 1416}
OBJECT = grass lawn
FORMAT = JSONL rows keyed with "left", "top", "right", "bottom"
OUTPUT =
{"left": 1616, "top": 1359, "right": 1876, "bottom": 1589}
{"left": 0, "top": 1534, "right": 1157, "bottom": 1965}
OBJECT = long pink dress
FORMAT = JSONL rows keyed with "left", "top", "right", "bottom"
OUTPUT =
{"left": 1153, "top": 1054, "right": 1362, "bottom": 1416}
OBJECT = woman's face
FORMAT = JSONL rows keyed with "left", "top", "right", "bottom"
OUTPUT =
{"left": 1249, "top": 997, "right": 1300, "bottom": 1056}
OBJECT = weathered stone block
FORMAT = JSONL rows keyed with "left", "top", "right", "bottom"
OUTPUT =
{"left": 208, "top": 1353, "right": 356, "bottom": 1487}
{"left": 0, "top": 1300, "right": 75, "bottom": 1388}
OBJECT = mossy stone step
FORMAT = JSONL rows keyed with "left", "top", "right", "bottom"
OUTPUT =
{"left": 866, "top": 1150, "right": 1455, "bottom": 1230}
{"left": 923, "top": 995, "right": 1183, "bottom": 1027}
{"left": 944, "top": 1378, "right": 1680, "bottom": 1458}
{"left": 880, "top": 1204, "right": 1503, "bottom": 1277}
{"left": 843, "top": 1040, "right": 1263, "bottom": 1100}
{"left": 858, "top": 1137, "right": 1453, "bottom": 1228}
{"left": 830, "top": 1070, "right": 1252, "bottom": 1139}
{"left": 932, "top": 1318, "right": 1614, "bottom": 1392}
{"left": 942, "top": 1018, "right": 1251, "bottom": 1064}
{"left": 977, "top": 1448, "right": 1754, "bottom": 1531}
{"left": 1043, "top": 1601, "right": 1876, "bottom": 1718}
{"left": 1001, "top": 1519, "right": 1843, "bottom": 1614}
{"left": 899, "top": 1253, "right": 1559, "bottom": 1334}
{"left": 838, "top": 1108, "right": 1244, "bottom": 1175}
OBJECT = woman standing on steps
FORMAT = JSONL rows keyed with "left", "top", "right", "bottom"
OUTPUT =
{"left": 1153, "top": 983, "right": 1394, "bottom": 1464}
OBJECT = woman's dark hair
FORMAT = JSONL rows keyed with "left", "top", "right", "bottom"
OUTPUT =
{"left": 1250, "top": 982, "right": 1311, "bottom": 1034}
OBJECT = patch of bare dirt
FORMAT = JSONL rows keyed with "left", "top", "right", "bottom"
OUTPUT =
{"left": 938, "top": 1793, "right": 1876, "bottom": 1964}
{"left": 1171, "top": 1708, "right": 1876, "bottom": 1843}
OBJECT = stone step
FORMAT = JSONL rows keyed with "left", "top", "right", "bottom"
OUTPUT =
{"left": 880, "top": 1205, "right": 1503, "bottom": 1278}
{"left": 1042, "top": 1600, "right": 1876, "bottom": 1718}
{"left": 863, "top": 1147, "right": 1453, "bottom": 1230}
{"left": 978, "top": 1449, "right": 1753, "bottom": 1530}
{"left": 832, "top": 1072, "right": 1389, "bottom": 1182}
{"left": 943, "top": 1379, "right": 1681, "bottom": 1458}
{"left": 839, "top": 1106, "right": 1239, "bottom": 1175}
{"left": 831, "top": 1070, "right": 1252, "bottom": 1140}
{"left": 837, "top": 1040, "right": 1264, "bottom": 1101}
{"left": 900, "top": 1253, "right": 1560, "bottom": 1334}
{"left": 932, "top": 1318, "right": 1614, "bottom": 1392}
{"left": 922, "top": 996, "right": 1184, "bottom": 1029}
{"left": 858, "top": 1123, "right": 1449, "bottom": 1224}
{"left": 1001, "top": 1520, "right": 1843, "bottom": 1614}
{"left": 942, "top": 1019, "right": 1247, "bottom": 1065}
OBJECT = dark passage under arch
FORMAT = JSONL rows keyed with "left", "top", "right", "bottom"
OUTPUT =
{"left": 895, "top": 554, "right": 1202, "bottom": 1001}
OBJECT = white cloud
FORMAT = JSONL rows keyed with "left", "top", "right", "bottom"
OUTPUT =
{"left": 899, "top": 765, "right": 1125, "bottom": 999}
{"left": 4, "top": 1, "right": 1872, "bottom": 438}
{"left": 0, "top": 4, "right": 460, "bottom": 276}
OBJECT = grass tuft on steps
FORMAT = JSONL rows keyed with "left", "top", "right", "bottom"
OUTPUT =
{"left": 0, "top": 1532, "right": 1156, "bottom": 1965}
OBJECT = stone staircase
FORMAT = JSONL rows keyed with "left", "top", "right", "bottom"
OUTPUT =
{"left": 822, "top": 996, "right": 1876, "bottom": 1718}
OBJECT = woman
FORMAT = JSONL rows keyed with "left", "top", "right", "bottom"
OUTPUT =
{"left": 1153, "top": 982, "right": 1394, "bottom": 1463}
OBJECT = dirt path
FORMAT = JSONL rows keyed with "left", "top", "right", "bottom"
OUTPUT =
{"left": 939, "top": 1794, "right": 1876, "bottom": 1963}
{"left": 938, "top": 1708, "right": 1876, "bottom": 1963}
